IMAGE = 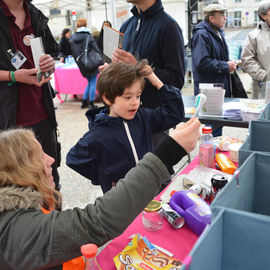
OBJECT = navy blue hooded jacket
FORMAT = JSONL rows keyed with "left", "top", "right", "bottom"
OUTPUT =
{"left": 66, "top": 84, "right": 184, "bottom": 193}
{"left": 120, "top": 0, "right": 185, "bottom": 109}
{"left": 191, "top": 20, "right": 231, "bottom": 97}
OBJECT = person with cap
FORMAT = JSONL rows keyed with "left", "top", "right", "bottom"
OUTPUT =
{"left": 191, "top": 3, "right": 237, "bottom": 136}
{"left": 241, "top": 2, "right": 270, "bottom": 99}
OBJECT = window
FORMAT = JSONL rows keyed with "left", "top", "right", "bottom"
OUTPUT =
{"left": 234, "top": 11, "right": 242, "bottom": 27}
{"left": 254, "top": 11, "right": 259, "bottom": 24}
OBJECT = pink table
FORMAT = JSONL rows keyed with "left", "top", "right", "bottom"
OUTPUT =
{"left": 97, "top": 152, "right": 238, "bottom": 268}
{"left": 97, "top": 156, "right": 201, "bottom": 269}
{"left": 54, "top": 65, "right": 87, "bottom": 103}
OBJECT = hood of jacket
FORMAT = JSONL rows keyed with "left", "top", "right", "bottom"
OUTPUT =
{"left": 0, "top": 186, "right": 43, "bottom": 213}
{"left": 72, "top": 32, "right": 90, "bottom": 44}
{"left": 257, "top": 20, "right": 270, "bottom": 31}
{"left": 131, "top": 0, "right": 163, "bottom": 18}
{"left": 85, "top": 106, "right": 127, "bottom": 130}
{"left": 192, "top": 20, "right": 225, "bottom": 37}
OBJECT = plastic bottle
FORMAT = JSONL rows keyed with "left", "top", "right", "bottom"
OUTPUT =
{"left": 199, "top": 126, "right": 215, "bottom": 168}
{"left": 81, "top": 244, "right": 101, "bottom": 270}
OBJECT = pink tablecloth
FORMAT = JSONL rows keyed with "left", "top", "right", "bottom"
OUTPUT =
{"left": 54, "top": 65, "right": 87, "bottom": 103}
{"left": 97, "top": 156, "right": 202, "bottom": 269}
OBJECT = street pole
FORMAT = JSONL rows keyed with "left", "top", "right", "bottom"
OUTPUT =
{"left": 86, "top": 0, "right": 92, "bottom": 29}
{"left": 110, "top": 0, "right": 117, "bottom": 29}
{"left": 104, "top": 0, "right": 108, "bottom": 21}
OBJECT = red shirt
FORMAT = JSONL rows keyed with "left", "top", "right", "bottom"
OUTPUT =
{"left": 0, "top": 1, "right": 48, "bottom": 126}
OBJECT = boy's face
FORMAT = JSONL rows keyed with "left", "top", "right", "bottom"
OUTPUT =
{"left": 108, "top": 80, "right": 142, "bottom": 119}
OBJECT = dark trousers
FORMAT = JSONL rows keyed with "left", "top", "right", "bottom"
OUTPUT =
{"left": 28, "top": 118, "right": 60, "bottom": 190}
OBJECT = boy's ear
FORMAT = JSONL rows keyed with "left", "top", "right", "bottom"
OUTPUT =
{"left": 102, "top": 93, "right": 112, "bottom": 106}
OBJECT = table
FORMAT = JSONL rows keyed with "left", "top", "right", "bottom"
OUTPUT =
{"left": 183, "top": 95, "right": 249, "bottom": 128}
{"left": 54, "top": 64, "right": 87, "bottom": 103}
{"left": 96, "top": 156, "right": 202, "bottom": 269}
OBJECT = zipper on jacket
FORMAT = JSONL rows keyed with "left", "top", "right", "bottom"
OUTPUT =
{"left": 123, "top": 121, "right": 139, "bottom": 164}
{"left": 130, "top": 17, "right": 141, "bottom": 54}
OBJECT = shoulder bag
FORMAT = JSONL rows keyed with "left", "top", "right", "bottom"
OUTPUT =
{"left": 76, "top": 35, "right": 103, "bottom": 77}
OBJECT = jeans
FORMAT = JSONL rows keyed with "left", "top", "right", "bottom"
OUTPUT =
{"left": 83, "top": 74, "right": 97, "bottom": 102}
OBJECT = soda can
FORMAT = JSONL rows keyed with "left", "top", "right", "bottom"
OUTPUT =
{"left": 161, "top": 203, "right": 185, "bottom": 229}
{"left": 211, "top": 174, "right": 228, "bottom": 193}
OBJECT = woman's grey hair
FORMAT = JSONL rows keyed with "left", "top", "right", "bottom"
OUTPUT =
{"left": 258, "top": 2, "right": 270, "bottom": 21}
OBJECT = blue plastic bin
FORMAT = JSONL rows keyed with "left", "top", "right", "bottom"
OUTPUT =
{"left": 238, "top": 120, "right": 270, "bottom": 166}
{"left": 181, "top": 207, "right": 270, "bottom": 270}
{"left": 259, "top": 102, "right": 270, "bottom": 121}
{"left": 212, "top": 152, "right": 270, "bottom": 216}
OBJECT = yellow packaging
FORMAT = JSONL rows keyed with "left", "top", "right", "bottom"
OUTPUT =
{"left": 215, "top": 153, "right": 236, "bottom": 174}
{"left": 113, "top": 234, "right": 181, "bottom": 270}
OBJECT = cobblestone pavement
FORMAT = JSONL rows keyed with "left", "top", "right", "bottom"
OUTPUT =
{"left": 54, "top": 72, "right": 250, "bottom": 210}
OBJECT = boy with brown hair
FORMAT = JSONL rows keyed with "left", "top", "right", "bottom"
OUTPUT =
{"left": 67, "top": 60, "right": 185, "bottom": 193}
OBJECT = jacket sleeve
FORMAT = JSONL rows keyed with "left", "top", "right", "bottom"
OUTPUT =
{"left": 146, "top": 84, "right": 184, "bottom": 133}
{"left": 153, "top": 21, "right": 185, "bottom": 90}
{"left": 66, "top": 131, "right": 99, "bottom": 183}
{"left": 192, "top": 31, "right": 228, "bottom": 74}
{"left": 9, "top": 153, "right": 172, "bottom": 269}
{"left": 241, "top": 33, "right": 267, "bottom": 82}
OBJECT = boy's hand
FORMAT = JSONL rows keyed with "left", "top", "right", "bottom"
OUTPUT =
{"left": 169, "top": 117, "right": 201, "bottom": 153}
{"left": 144, "top": 66, "right": 164, "bottom": 90}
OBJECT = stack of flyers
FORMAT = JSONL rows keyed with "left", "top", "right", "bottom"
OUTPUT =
{"left": 199, "top": 84, "right": 225, "bottom": 116}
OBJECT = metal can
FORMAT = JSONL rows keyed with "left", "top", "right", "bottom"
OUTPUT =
{"left": 211, "top": 174, "right": 228, "bottom": 193}
{"left": 161, "top": 203, "right": 185, "bottom": 229}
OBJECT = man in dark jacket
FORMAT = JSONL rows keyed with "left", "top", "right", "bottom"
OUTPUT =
{"left": 191, "top": 3, "right": 237, "bottom": 97}
{"left": 191, "top": 3, "right": 237, "bottom": 136}
{"left": 112, "top": 0, "right": 185, "bottom": 147}
{"left": 0, "top": 0, "right": 61, "bottom": 190}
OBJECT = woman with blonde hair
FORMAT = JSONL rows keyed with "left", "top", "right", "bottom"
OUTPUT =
{"left": 0, "top": 117, "right": 200, "bottom": 269}
{"left": 71, "top": 18, "right": 103, "bottom": 109}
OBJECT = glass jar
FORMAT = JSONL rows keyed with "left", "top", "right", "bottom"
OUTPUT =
{"left": 142, "top": 200, "right": 163, "bottom": 231}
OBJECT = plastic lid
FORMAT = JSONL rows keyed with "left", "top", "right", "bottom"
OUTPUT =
{"left": 81, "top": 244, "right": 98, "bottom": 259}
{"left": 202, "top": 126, "right": 212, "bottom": 134}
{"left": 144, "top": 200, "right": 162, "bottom": 212}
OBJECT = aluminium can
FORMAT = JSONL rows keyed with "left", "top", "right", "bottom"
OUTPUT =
{"left": 162, "top": 203, "right": 185, "bottom": 229}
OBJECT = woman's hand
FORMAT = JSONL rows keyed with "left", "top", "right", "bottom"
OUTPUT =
{"left": 169, "top": 117, "right": 201, "bottom": 153}
{"left": 39, "top": 54, "right": 55, "bottom": 74}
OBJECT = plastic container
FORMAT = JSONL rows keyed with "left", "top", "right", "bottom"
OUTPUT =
{"left": 169, "top": 190, "right": 211, "bottom": 236}
{"left": 228, "top": 142, "right": 242, "bottom": 162}
{"left": 142, "top": 200, "right": 163, "bottom": 231}
{"left": 199, "top": 126, "right": 215, "bottom": 168}
{"left": 215, "top": 153, "right": 236, "bottom": 174}
{"left": 81, "top": 244, "right": 101, "bottom": 270}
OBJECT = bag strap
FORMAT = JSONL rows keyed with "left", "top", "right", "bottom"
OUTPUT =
{"left": 84, "top": 35, "right": 90, "bottom": 53}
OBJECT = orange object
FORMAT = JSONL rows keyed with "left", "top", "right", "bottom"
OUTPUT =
{"left": 215, "top": 153, "right": 236, "bottom": 174}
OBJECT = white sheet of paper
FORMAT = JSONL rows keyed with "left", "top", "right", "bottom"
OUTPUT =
{"left": 30, "top": 37, "right": 45, "bottom": 73}
{"left": 103, "top": 25, "right": 124, "bottom": 60}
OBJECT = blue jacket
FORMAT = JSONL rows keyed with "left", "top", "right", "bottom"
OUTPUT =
{"left": 120, "top": 0, "right": 185, "bottom": 109}
{"left": 191, "top": 20, "right": 231, "bottom": 96}
{"left": 66, "top": 84, "right": 184, "bottom": 193}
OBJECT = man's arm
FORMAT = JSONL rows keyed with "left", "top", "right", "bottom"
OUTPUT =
{"left": 241, "top": 33, "right": 268, "bottom": 82}
{"left": 192, "top": 32, "right": 229, "bottom": 74}
{"left": 153, "top": 22, "right": 186, "bottom": 90}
